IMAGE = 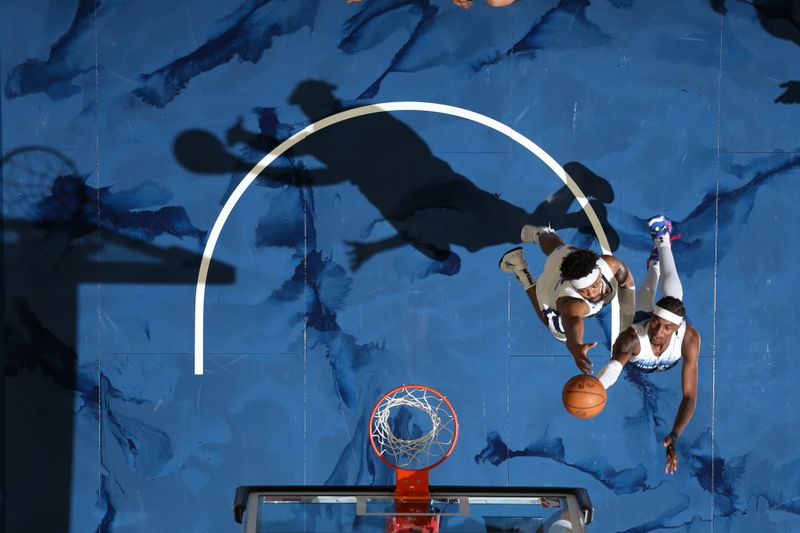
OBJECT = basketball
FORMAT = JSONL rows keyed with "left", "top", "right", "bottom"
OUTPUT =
{"left": 562, "top": 374, "right": 606, "bottom": 418}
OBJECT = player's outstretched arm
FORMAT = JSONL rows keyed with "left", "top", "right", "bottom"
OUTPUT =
{"left": 559, "top": 298, "right": 595, "bottom": 374}
{"left": 597, "top": 327, "right": 640, "bottom": 389}
{"left": 664, "top": 324, "right": 700, "bottom": 475}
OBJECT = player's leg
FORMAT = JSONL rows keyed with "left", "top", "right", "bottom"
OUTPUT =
{"left": 520, "top": 224, "right": 563, "bottom": 256}
{"left": 499, "top": 247, "right": 548, "bottom": 326}
{"left": 636, "top": 247, "right": 660, "bottom": 314}
{"left": 647, "top": 215, "right": 683, "bottom": 301}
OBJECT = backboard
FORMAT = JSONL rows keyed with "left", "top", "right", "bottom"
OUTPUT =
{"left": 233, "top": 485, "right": 593, "bottom": 532}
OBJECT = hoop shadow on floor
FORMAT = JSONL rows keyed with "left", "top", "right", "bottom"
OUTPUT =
{"left": 1, "top": 147, "right": 235, "bottom": 532}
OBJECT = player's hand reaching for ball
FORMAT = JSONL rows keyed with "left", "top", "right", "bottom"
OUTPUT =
{"left": 663, "top": 432, "right": 678, "bottom": 475}
{"left": 571, "top": 342, "right": 596, "bottom": 374}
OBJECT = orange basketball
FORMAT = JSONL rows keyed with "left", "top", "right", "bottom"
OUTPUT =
{"left": 562, "top": 374, "right": 606, "bottom": 419}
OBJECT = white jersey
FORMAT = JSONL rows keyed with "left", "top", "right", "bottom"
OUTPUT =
{"left": 535, "top": 246, "right": 618, "bottom": 342}
{"left": 629, "top": 318, "right": 686, "bottom": 372}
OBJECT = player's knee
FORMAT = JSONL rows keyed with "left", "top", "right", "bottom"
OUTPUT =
{"left": 539, "top": 233, "right": 564, "bottom": 255}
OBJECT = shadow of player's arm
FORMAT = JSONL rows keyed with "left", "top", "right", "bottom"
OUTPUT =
{"left": 257, "top": 166, "right": 346, "bottom": 188}
{"left": 345, "top": 232, "right": 451, "bottom": 271}
{"left": 173, "top": 127, "right": 351, "bottom": 190}
{"left": 775, "top": 81, "right": 800, "bottom": 104}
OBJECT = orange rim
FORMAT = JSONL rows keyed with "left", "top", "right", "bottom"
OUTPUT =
{"left": 368, "top": 384, "right": 459, "bottom": 473}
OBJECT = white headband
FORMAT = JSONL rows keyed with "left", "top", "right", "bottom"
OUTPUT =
{"left": 570, "top": 265, "right": 601, "bottom": 290}
{"left": 653, "top": 306, "right": 683, "bottom": 325}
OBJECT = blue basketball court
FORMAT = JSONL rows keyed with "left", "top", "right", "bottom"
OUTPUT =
{"left": 2, "top": 1, "right": 799, "bottom": 531}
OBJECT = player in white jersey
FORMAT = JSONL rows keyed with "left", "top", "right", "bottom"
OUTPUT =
{"left": 595, "top": 216, "right": 701, "bottom": 475}
{"left": 499, "top": 226, "right": 636, "bottom": 374}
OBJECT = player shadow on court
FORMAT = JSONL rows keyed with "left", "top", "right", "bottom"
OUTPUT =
{"left": 173, "top": 80, "right": 620, "bottom": 272}
{"left": 711, "top": 0, "right": 800, "bottom": 103}
{"left": 1, "top": 150, "right": 235, "bottom": 532}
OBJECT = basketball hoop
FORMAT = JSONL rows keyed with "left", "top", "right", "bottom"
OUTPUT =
{"left": 369, "top": 385, "right": 458, "bottom": 533}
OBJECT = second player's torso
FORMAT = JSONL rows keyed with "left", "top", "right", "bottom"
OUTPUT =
{"left": 630, "top": 320, "right": 687, "bottom": 372}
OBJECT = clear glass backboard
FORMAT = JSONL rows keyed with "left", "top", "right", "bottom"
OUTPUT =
{"left": 233, "top": 485, "right": 593, "bottom": 533}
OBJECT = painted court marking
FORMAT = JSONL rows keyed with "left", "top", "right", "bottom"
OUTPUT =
{"left": 194, "top": 102, "right": 614, "bottom": 375}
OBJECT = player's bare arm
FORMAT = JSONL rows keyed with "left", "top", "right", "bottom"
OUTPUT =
{"left": 558, "top": 297, "right": 595, "bottom": 374}
{"left": 611, "top": 326, "right": 641, "bottom": 365}
{"left": 663, "top": 324, "right": 700, "bottom": 475}
{"left": 601, "top": 255, "right": 635, "bottom": 289}
{"left": 596, "top": 326, "right": 641, "bottom": 389}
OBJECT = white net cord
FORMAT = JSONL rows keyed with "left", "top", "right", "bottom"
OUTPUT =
{"left": 371, "top": 387, "right": 456, "bottom": 469}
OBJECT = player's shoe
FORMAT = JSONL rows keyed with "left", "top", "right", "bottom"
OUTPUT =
{"left": 520, "top": 224, "right": 555, "bottom": 244}
{"left": 647, "top": 215, "right": 672, "bottom": 238}
{"left": 647, "top": 215, "right": 676, "bottom": 247}
{"left": 499, "top": 247, "right": 535, "bottom": 290}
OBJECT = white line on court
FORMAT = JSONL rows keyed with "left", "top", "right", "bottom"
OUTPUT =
{"left": 194, "top": 102, "right": 614, "bottom": 375}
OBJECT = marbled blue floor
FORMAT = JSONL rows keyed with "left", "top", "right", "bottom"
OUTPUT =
{"left": 2, "top": 1, "right": 799, "bottom": 532}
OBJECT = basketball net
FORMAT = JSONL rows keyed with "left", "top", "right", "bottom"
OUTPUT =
{"left": 369, "top": 385, "right": 458, "bottom": 533}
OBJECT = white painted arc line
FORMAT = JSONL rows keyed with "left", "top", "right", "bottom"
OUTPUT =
{"left": 195, "top": 102, "right": 614, "bottom": 375}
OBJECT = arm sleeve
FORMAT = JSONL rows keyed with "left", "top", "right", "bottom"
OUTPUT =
{"left": 597, "top": 360, "right": 623, "bottom": 390}
{"left": 618, "top": 286, "right": 636, "bottom": 330}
